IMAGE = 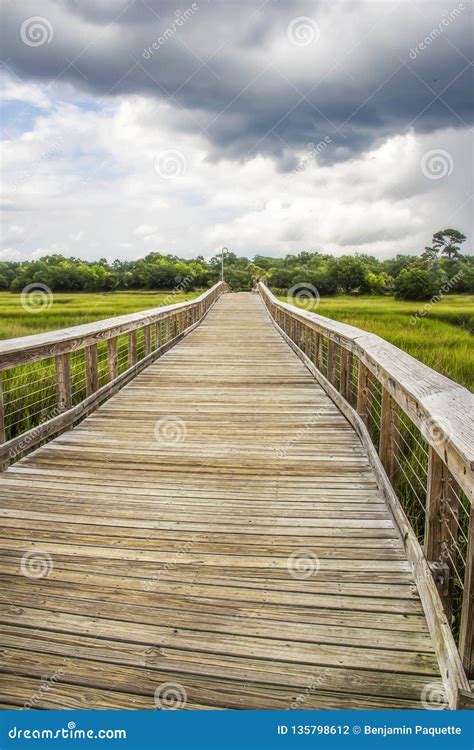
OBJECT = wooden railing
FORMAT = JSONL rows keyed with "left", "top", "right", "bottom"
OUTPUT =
{"left": 0, "top": 281, "right": 227, "bottom": 469}
{"left": 259, "top": 282, "right": 474, "bottom": 708}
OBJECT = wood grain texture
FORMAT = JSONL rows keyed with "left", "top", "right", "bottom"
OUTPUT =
{"left": 259, "top": 284, "right": 474, "bottom": 501}
{"left": 0, "top": 293, "right": 445, "bottom": 709}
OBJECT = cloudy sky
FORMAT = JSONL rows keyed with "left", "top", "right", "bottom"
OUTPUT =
{"left": 1, "top": 0, "right": 472, "bottom": 262}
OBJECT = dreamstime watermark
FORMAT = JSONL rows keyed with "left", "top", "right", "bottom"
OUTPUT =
{"left": 279, "top": 138, "right": 331, "bottom": 190}
{"left": 20, "top": 282, "right": 54, "bottom": 313}
{"left": 162, "top": 273, "right": 196, "bottom": 305}
{"left": 20, "top": 16, "right": 54, "bottom": 47}
{"left": 421, "top": 149, "right": 453, "bottom": 180}
{"left": 275, "top": 411, "right": 321, "bottom": 459}
{"left": 8, "top": 400, "right": 70, "bottom": 463}
{"left": 421, "top": 681, "right": 449, "bottom": 710}
{"left": 143, "top": 5, "right": 199, "bottom": 58}
{"left": 409, "top": 270, "right": 464, "bottom": 325}
{"left": 20, "top": 550, "right": 53, "bottom": 579}
{"left": 287, "top": 282, "right": 320, "bottom": 310}
{"left": 10, "top": 136, "right": 64, "bottom": 193}
{"left": 287, "top": 548, "right": 320, "bottom": 579}
{"left": 409, "top": 4, "right": 465, "bottom": 59}
{"left": 142, "top": 536, "right": 196, "bottom": 591}
{"left": 154, "top": 416, "right": 187, "bottom": 446}
{"left": 421, "top": 415, "right": 453, "bottom": 448}
{"left": 289, "top": 669, "right": 332, "bottom": 709}
{"left": 154, "top": 682, "right": 188, "bottom": 709}
{"left": 287, "top": 17, "right": 320, "bottom": 47}
{"left": 154, "top": 149, "right": 187, "bottom": 180}
{"left": 24, "top": 661, "right": 70, "bottom": 710}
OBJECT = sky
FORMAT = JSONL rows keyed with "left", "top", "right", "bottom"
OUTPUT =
{"left": 1, "top": 0, "right": 473, "bottom": 262}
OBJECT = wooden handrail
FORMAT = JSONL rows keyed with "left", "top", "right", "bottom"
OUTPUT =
{"left": 258, "top": 281, "right": 474, "bottom": 704}
{"left": 0, "top": 281, "right": 228, "bottom": 467}
{"left": 258, "top": 283, "right": 473, "bottom": 501}
{"left": 0, "top": 282, "right": 225, "bottom": 370}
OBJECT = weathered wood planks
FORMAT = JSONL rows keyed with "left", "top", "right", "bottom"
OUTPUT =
{"left": 0, "top": 293, "right": 448, "bottom": 709}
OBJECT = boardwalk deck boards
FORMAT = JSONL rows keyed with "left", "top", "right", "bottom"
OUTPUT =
{"left": 0, "top": 293, "right": 446, "bottom": 708}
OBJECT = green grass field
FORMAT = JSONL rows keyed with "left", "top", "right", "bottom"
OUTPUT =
{"left": 285, "top": 294, "right": 474, "bottom": 391}
{"left": 0, "top": 290, "right": 202, "bottom": 341}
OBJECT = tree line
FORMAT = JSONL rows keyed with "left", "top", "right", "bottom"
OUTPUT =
{"left": 1, "top": 229, "right": 471, "bottom": 301}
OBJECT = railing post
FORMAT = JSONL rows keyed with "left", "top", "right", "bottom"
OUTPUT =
{"left": 357, "top": 362, "right": 369, "bottom": 423}
{"left": 327, "top": 339, "right": 336, "bottom": 386}
{"left": 0, "top": 372, "right": 6, "bottom": 445}
{"left": 459, "top": 505, "right": 474, "bottom": 678}
{"left": 156, "top": 320, "right": 161, "bottom": 349}
{"left": 0, "top": 372, "right": 7, "bottom": 471}
{"left": 424, "top": 449, "right": 459, "bottom": 617}
{"left": 55, "top": 352, "right": 72, "bottom": 411}
{"left": 128, "top": 330, "right": 137, "bottom": 366}
{"left": 85, "top": 344, "right": 98, "bottom": 396}
{"left": 379, "top": 388, "right": 400, "bottom": 485}
{"left": 144, "top": 325, "right": 151, "bottom": 357}
{"left": 107, "top": 337, "right": 118, "bottom": 381}
{"left": 316, "top": 333, "right": 323, "bottom": 371}
{"left": 340, "top": 348, "right": 352, "bottom": 401}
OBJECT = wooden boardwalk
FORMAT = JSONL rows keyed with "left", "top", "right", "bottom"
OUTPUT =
{"left": 0, "top": 293, "right": 443, "bottom": 708}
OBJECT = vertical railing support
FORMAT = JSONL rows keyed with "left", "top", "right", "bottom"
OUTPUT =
{"left": 144, "top": 325, "right": 151, "bottom": 357}
{"left": 340, "top": 348, "right": 352, "bottom": 401}
{"left": 0, "top": 372, "right": 6, "bottom": 446}
{"left": 107, "top": 337, "right": 118, "bottom": 381}
{"left": 379, "top": 388, "right": 400, "bottom": 486}
{"left": 357, "top": 362, "right": 369, "bottom": 424}
{"left": 85, "top": 344, "right": 98, "bottom": 396}
{"left": 55, "top": 353, "right": 72, "bottom": 411}
{"left": 156, "top": 320, "right": 161, "bottom": 349}
{"left": 128, "top": 330, "right": 137, "bottom": 366}
{"left": 327, "top": 340, "right": 336, "bottom": 386}
{"left": 459, "top": 506, "right": 474, "bottom": 678}
{"left": 425, "top": 449, "right": 461, "bottom": 618}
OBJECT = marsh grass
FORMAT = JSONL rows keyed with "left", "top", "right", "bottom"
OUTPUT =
{"left": 0, "top": 290, "right": 201, "bottom": 442}
{"left": 286, "top": 293, "right": 473, "bottom": 390}
{"left": 285, "top": 292, "right": 473, "bottom": 639}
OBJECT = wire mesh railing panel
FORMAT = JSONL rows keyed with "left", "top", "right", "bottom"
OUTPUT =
{"left": 2, "top": 358, "right": 57, "bottom": 441}
{"left": 392, "top": 412, "right": 429, "bottom": 543}
{"left": 70, "top": 349, "right": 87, "bottom": 406}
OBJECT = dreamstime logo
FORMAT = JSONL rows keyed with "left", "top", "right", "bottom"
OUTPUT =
{"left": 20, "top": 283, "right": 53, "bottom": 313}
{"left": 287, "top": 548, "right": 320, "bottom": 579}
{"left": 21, "top": 17, "right": 54, "bottom": 47}
{"left": 287, "top": 283, "right": 320, "bottom": 310}
{"left": 10, "top": 136, "right": 64, "bottom": 193}
{"left": 422, "top": 415, "right": 453, "bottom": 448}
{"left": 279, "top": 138, "right": 332, "bottom": 190}
{"left": 409, "top": 270, "right": 465, "bottom": 326}
{"left": 421, "top": 149, "right": 453, "bottom": 180}
{"left": 287, "top": 17, "right": 320, "bottom": 47}
{"left": 20, "top": 551, "right": 53, "bottom": 579}
{"left": 421, "top": 681, "right": 449, "bottom": 710}
{"left": 143, "top": 4, "right": 199, "bottom": 58}
{"left": 154, "top": 682, "right": 188, "bottom": 710}
{"left": 154, "top": 149, "right": 187, "bottom": 180}
{"left": 409, "top": 4, "right": 465, "bottom": 59}
{"left": 154, "top": 416, "right": 187, "bottom": 446}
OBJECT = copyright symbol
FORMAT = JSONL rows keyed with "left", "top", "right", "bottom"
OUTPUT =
{"left": 352, "top": 725, "right": 361, "bottom": 735}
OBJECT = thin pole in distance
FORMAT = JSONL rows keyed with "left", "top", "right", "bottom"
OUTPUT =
{"left": 220, "top": 247, "right": 228, "bottom": 282}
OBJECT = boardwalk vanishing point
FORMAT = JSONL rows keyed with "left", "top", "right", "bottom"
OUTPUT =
{"left": 0, "top": 286, "right": 472, "bottom": 709}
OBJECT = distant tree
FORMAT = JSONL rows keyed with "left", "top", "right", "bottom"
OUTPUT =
{"left": 426, "top": 229, "right": 466, "bottom": 261}
{"left": 383, "top": 254, "right": 418, "bottom": 277}
{"left": 394, "top": 268, "right": 439, "bottom": 300}
{"left": 363, "top": 271, "right": 391, "bottom": 295}
{"left": 334, "top": 257, "right": 367, "bottom": 294}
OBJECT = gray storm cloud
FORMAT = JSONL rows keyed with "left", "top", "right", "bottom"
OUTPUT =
{"left": 2, "top": 0, "right": 472, "bottom": 169}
